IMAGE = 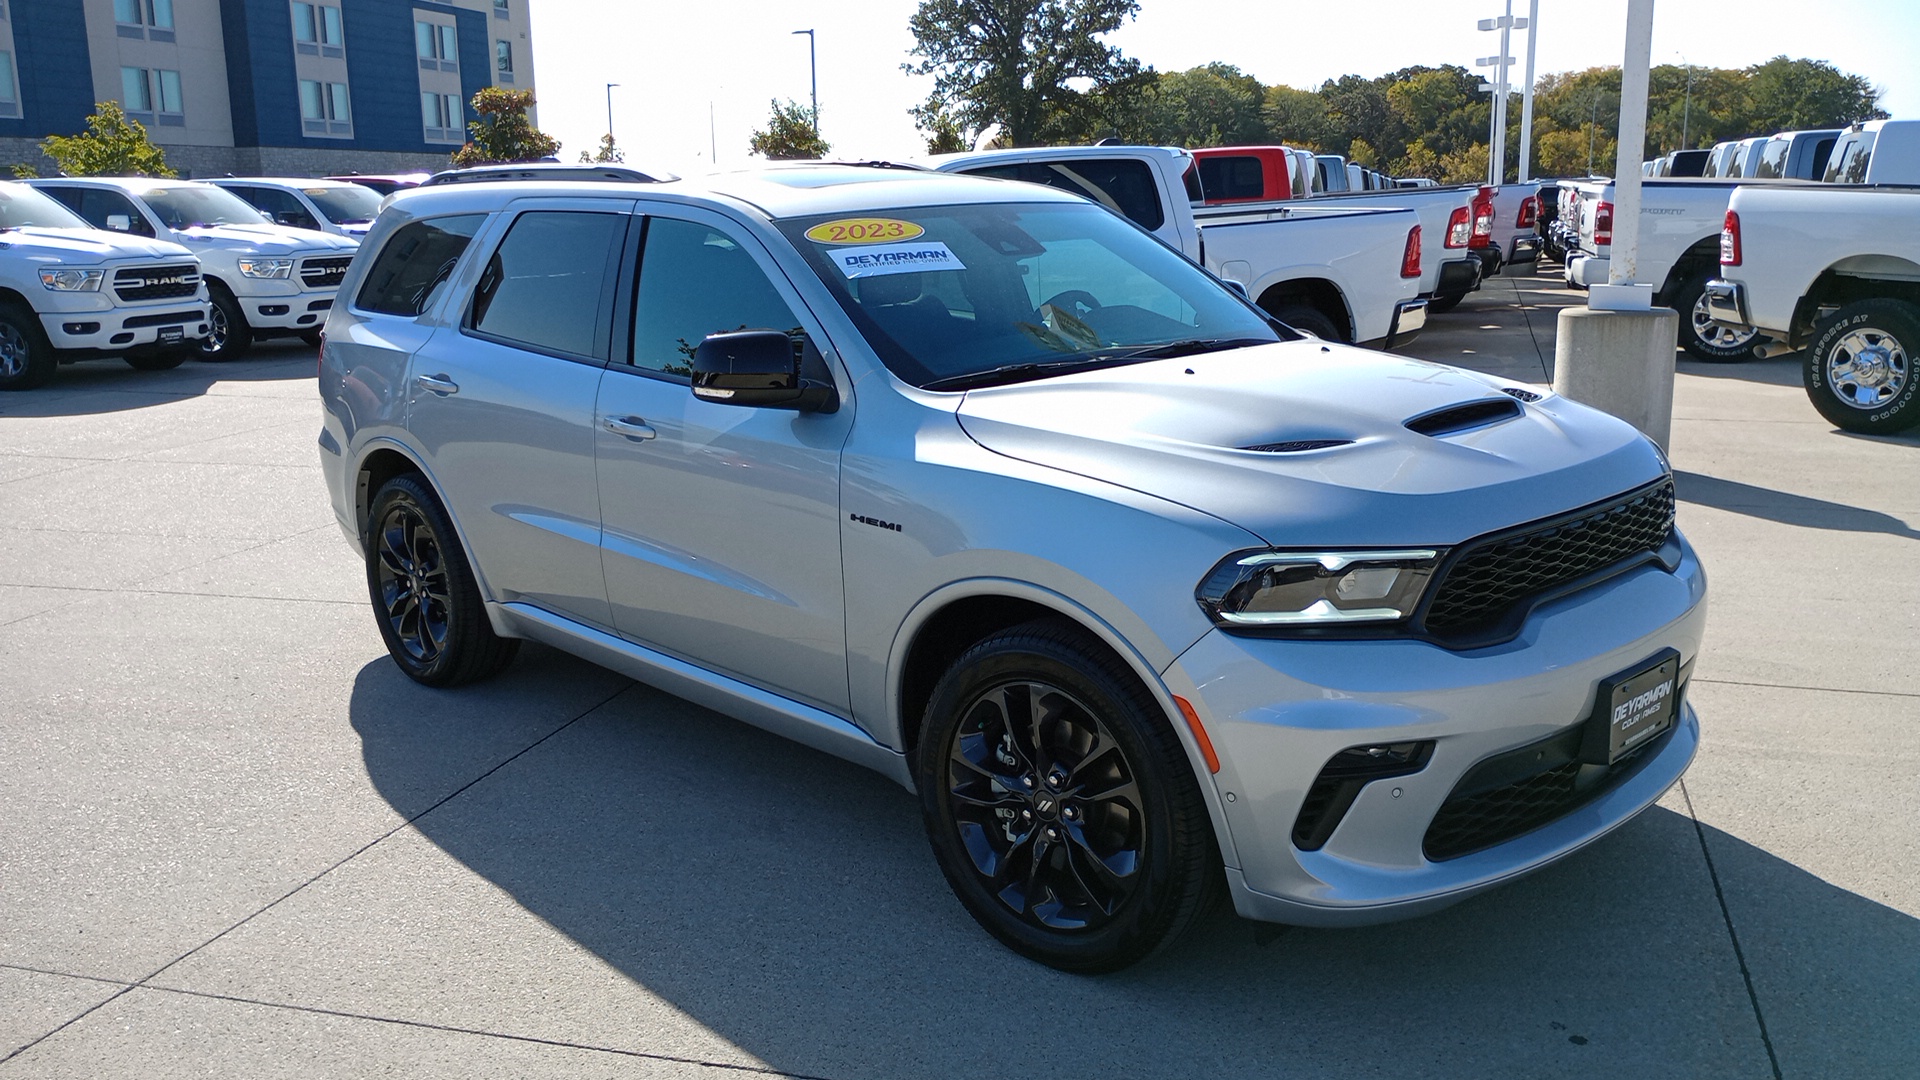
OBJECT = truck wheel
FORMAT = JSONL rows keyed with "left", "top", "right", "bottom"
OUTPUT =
{"left": 1674, "top": 273, "right": 1761, "bottom": 362}
{"left": 916, "top": 619, "right": 1219, "bottom": 973}
{"left": 1805, "top": 299, "right": 1920, "bottom": 435}
{"left": 125, "top": 348, "right": 191, "bottom": 372}
{"left": 1270, "top": 304, "right": 1344, "bottom": 342}
{"left": 0, "top": 303, "right": 57, "bottom": 391}
{"left": 1426, "top": 292, "right": 1465, "bottom": 315}
{"left": 196, "top": 286, "right": 253, "bottom": 362}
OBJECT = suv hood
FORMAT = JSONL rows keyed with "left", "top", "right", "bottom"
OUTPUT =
{"left": 954, "top": 341, "right": 1667, "bottom": 547}
{"left": 0, "top": 226, "right": 194, "bottom": 263}
{"left": 170, "top": 223, "right": 358, "bottom": 255}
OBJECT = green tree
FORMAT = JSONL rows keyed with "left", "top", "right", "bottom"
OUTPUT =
{"left": 1744, "top": 56, "right": 1884, "bottom": 131}
{"left": 913, "top": 97, "right": 971, "bottom": 154}
{"left": 449, "top": 87, "right": 560, "bottom": 167}
{"left": 1129, "top": 63, "right": 1267, "bottom": 147}
{"left": 577, "top": 133, "right": 624, "bottom": 163}
{"left": 1387, "top": 66, "right": 1490, "bottom": 173}
{"left": 1261, "top": 84, "right": 1336, "bottom": 151}
{"left": 38, "top": 101, "right": 175, "bottom": 177}
{"left": 904, "top": 0, "right": 1151, "bottom": 146}
{"left": 748, "top": 99, "right": 830, "bottom": 160}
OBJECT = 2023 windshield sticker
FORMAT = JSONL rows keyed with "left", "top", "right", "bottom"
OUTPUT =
{"left": 828, "top": 242, "right": 967, "bottom": 278}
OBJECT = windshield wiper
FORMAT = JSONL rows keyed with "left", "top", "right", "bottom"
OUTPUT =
{"left": 1099, "top": 337, "right": 1274, "bottom": 361}
{"left": 920, "top": 355, "right": 1143, "bottom": 391}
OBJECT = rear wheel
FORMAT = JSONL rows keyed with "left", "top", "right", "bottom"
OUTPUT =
{"left": 365, "top": 474, "right": 519, "bottom": 686}
{"left": 1804, "top": 299, "right": 1920, "bottom": 435}
{"left": 1270, "top": 304, "right": 1343, "bottom": 342}
{"left": 197, "top": 286, "right": 252, "bottom": 362}
{"left": 0, "top": 303, "right": 56, "bottom": 391}
{"left": 917, "top": 619, "right": 1219, "bottom": 973}
{"left": 1673, "top": 273, "right": 1761, "bottom": 361}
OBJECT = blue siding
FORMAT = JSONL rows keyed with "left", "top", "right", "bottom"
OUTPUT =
{"left": 2, "top": 0, "right": 95, "bottom": 140}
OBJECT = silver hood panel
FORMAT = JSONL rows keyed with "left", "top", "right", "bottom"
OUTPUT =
{"left": 954, "top": 341, "right": 1667, "bottom": 547}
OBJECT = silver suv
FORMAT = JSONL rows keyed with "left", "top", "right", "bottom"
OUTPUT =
{"left": 319, "top": 168, "right": 1707, "bottom": 972}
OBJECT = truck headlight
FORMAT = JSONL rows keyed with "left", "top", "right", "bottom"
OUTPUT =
{"left": 1196, "top": 549, "right": 1443, "bottom": 628}
{"left": 237, "top": 258, "right": 294, "bottom": 279}
{"left": 40, "top": 269, "right": 104, "bottom": 292}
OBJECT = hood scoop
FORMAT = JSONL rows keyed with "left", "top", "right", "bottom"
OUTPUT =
{"left": 1500, "top": 386, "right": 1545, "bottom": 403}
{"left": 1240, "top": 439, "right": 1353, "bottom": 453}
{"left": 1405, "top": 397, "right": 1523, "bottom": 437}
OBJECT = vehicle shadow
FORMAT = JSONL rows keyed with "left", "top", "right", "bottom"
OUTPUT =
{"left": 351, "top": 655, "right": 1919, "bottom": 1079}
{"left": 1676, "top": 353, "right": 1803, "bottom": 388}
{"left": 1676, "top": 470, "right": 1920, "bottom": 540}
{"left": 0, "top": 343, "right": 315, "bottom": 418}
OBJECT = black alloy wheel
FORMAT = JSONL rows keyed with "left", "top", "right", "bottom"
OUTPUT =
{"left": 365, "top": 474, "right": 518, "bottom": 686}
{"left": 918, "top": 619, "right": 1217, "bottom": 972}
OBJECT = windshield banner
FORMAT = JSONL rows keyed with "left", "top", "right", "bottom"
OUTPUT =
{"left": 828, "top": 242, "right": 966, "bottom": 279}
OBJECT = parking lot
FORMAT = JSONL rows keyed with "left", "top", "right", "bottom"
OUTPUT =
{"left": 2, "top": 270, "right": 1915, "bottom": 1078}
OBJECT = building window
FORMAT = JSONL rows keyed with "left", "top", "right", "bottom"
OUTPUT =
{"left": 423, "top": 92, "right": 464, "bottom": 144}
{"left": 494, "top": 0, "right": 510, "bottom": 18}
{"left": 0, "top": 51, "right": 17, "bottom": 119}
{"left": 121, "top": 67, "right": 184, "bottom": 125}
{"left": 415, "top": 21, "right": 458, "bottom": 72}
{"left": 299, "top": 79, "right": 352, "bottom": 137}
{"left": 495, "top": 40, "right": 513, "bottom": 83}
{"left": 115, "top": 0, "right": 175, "bottom": 41}
{"left": 291, "top": 2, "right": 345, "bottom": 58}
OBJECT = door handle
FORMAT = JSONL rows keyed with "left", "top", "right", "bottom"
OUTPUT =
{"left": 603, "top": 415, "right": 657, "bottom": 441}
{"left": 415, "top": 373, "right": 459, "bottom": 395}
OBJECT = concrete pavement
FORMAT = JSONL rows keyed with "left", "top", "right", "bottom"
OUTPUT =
{"left": 1, "top": 278, "right": 1914, "bottom": 1078}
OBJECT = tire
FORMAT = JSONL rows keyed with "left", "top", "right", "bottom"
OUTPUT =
{"left": 1269, "top": 304, "right": 1344, "bottom": 342}
{"left": 1672, "top": 273, "right": 1761, "bottom": 361}
{"left": 1804, "top": 299, "right": 1920, "bottom": 435}
{"left": 365, "top": 474, "right": 519, "bottom": 687}
{"left": 124, "top": 347, "right": 191, "bottom": 372}
{"left": 196, "top": 285, "right": 253, "bottom": 362}
{"left": 0, "top": 302, "right": 57, "bottom": 391}
{"left": 299, "top": 330, "right": 324, "bottom": 348}
{"left": 916, "top": 618, "right": 1219, "bottom": 973}
{"left": 1425, "top": 291, "right": 1465, "bottom": 315}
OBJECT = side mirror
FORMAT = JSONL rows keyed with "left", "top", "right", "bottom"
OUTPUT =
{"left": 690, "top": 330, "right": 835, "bottom": 413}
{"left": 1222, "top": 278, "right": 1250, "bottom": 300}
{"left": 106, "top": 214, "right": 132, "bottom": 231}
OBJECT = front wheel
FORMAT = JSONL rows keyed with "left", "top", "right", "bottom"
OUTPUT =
{"left": 0, "top": 303, "right": 56, "bottom": 391}
{"left": 196, "top": 287, "right": 253, "bottom": 362}
{"left": 1804, "top": 299, "right": 1920, "bottom": 435}
{"left": 365, "top": 474, "right": 519, "bottom": 686}
{"left": 1673, "top": 273, "right": 1761, "bottom": 361}
{"left": 916, "top": 620, "right": 1219, "bottom": 973}
{"left": 1269, "top": 304, "right": 1344, "bottom": 342}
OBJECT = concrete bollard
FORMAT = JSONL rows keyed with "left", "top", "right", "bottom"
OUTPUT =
{"left": 1552, "top": 306, "right": 1680, "bottom": 450}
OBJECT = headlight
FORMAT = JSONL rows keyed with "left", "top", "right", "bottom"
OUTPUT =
{"left": 237, "top": 258, "right": 294, "bottom": 279}
{"left": 1196, "top": 549, "right": 1443, "bottom": 628}
{"left": 40, "top": 269, "right": 104, "bottom": 292}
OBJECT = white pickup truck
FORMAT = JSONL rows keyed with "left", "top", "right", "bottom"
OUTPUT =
{"left": 1554, "top": 176, "right": 1818, "bottom": 361}
{"left": 1706, "top": 184, "right": 1920, "bottom": 434}
{"left": 0, "top": 181, "right": 209, "bottom": 391}
{"left": 28, "top": 176, "right": 358, "bottom": 361}
{"left": 926, "top": 145, "right": 1428, "bottom": 347}
{"left": 1819, "top": 119, "right": 1920, "bottom": 184}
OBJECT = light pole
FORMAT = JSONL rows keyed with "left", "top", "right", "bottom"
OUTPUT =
{"left": 1518, "top": 0, "right": 1539, "bottom": 182}
{"left": 791, "top": 29, "right": 818, "bottom": 136}
{"left": 1477, "top": 2, "right": 1526, "bottom": 185}
{"left": 605, "top": 82, "right": 619, "bottom": 143}
{"left": 1679, "top": 57, "right": 1695, "bottom": 150}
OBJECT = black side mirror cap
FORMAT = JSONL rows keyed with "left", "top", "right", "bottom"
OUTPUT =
{"left": 690, "top": 329, "right": 836, "bottom": 413}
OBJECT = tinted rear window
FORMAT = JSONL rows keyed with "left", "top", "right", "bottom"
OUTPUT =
{"left": 1197, "top": 156, "right": 1265, "bottom": 201}
{"left": 355, "top": 214, "right": 486, "bottom": 316}
{"left": 959, "top": 158, "right": 1166, "bottom": 231}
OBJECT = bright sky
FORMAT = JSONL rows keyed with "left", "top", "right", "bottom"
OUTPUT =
{"left": 527, "top": 0, "right": 1920, "bottom": 175}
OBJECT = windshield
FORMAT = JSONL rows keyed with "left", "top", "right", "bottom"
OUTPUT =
{"left": 0, "top": 185, "right": 93, "bottom": 230}
{"left": 141, "top": 184, "right": 275, "bottom": 228}
{"left": 778, "top": 201, "right": 1282, "bottom": 389}
{"left": 302, "top": 184, "right": 382, "bottom": 224}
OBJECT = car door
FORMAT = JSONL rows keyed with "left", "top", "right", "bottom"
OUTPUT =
{"left": 594, "top": 206, "right": 854, "bottom": 715}
{"left": 404, "top": 198, "right": 632, "bottom": 629}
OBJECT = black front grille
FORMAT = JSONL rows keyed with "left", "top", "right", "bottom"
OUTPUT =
{"left": 299, "top": 256, "right": 352, "bottom": 289}
{"left": 114, "top": 264, "right": 200, "bottom": 302}
{"left": 1420, "top": 480, "right": 1675, "bottom": 640}
{"left": 122, "top": 309, "right": 203, "bottom": 329}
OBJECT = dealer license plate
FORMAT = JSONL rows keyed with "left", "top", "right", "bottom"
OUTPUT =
{"left": 158, "top": 326, "right": 184, "bottom": 345}
{"left": 1587, "top": 650, "right": 1680, "bottom": 765}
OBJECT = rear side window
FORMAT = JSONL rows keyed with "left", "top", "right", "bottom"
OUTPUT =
{"left": 468, "top": 210, "right": 627, "bottom": 359}
{"left": 960, "top": 158, "right": 1166, "bottom": 231}
{"left": 1753, "top": 138, "right": 1790, "bottom": 179}
{"left": 1197, "top": 156, "right": 1264, "bottom": 201}
{"left": 355, "top": 213, "right": 485, "bottom": 316}
{"left": 43, "top": 186, "right": 156, "bottom": 237}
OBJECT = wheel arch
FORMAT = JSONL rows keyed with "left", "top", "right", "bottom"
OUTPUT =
{"left": 1254, "top": 276, "right": 1353, "bottom": 342}
{"left": 1791, "top": 266, "right": 1920, "bottom": 347}
{"left": 0, "top": 285, "right": 34, "bottom": 313}
{"left": 1654, "top": 235, "right": 1721, "bottom": 306}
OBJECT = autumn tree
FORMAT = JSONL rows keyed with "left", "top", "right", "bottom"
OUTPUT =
{"left": 904, "top": 0, "right": 1151, "bottom": 146}
{"left": 749, "top": 99, "right": 830, "bottom": 160}
{"left": 38, "top": 101, "right": 175, "bottom": 177}
{"left": 450, "top": 87, "right": 560, "bottom": 167}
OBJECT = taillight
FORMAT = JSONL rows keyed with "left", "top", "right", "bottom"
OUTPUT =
{"left": 1593, "top": 201, "right": 1614, "bottom": 246}
{"left": 1445, "top": 206, "right": 1471, "bottom": 248}
{"left": 1720, "top": 210, "right": 1741, "bottom": 266}
{"left": 1468, "top": 187, "right": 1495, "bottom": 249}
{"left": 1401, "top": 225, "right": 1423, "bottom": 278}
{"left": 1517, "top": 195, "right": 1538, "bottom": 228}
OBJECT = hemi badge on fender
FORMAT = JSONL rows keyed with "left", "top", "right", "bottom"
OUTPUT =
{"left": 850, "top": 513, "right": 902, "bottom": 533}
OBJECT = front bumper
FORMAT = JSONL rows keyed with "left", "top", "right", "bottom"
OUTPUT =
{"left": 1384, "top": 298, "right": 1428, "bottom": 350}
{"left": 1167, "top": 534, "right": 1708, "bottom": 926}
{"left": 39, "top": 306, "right": 209, "bottom": 352}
